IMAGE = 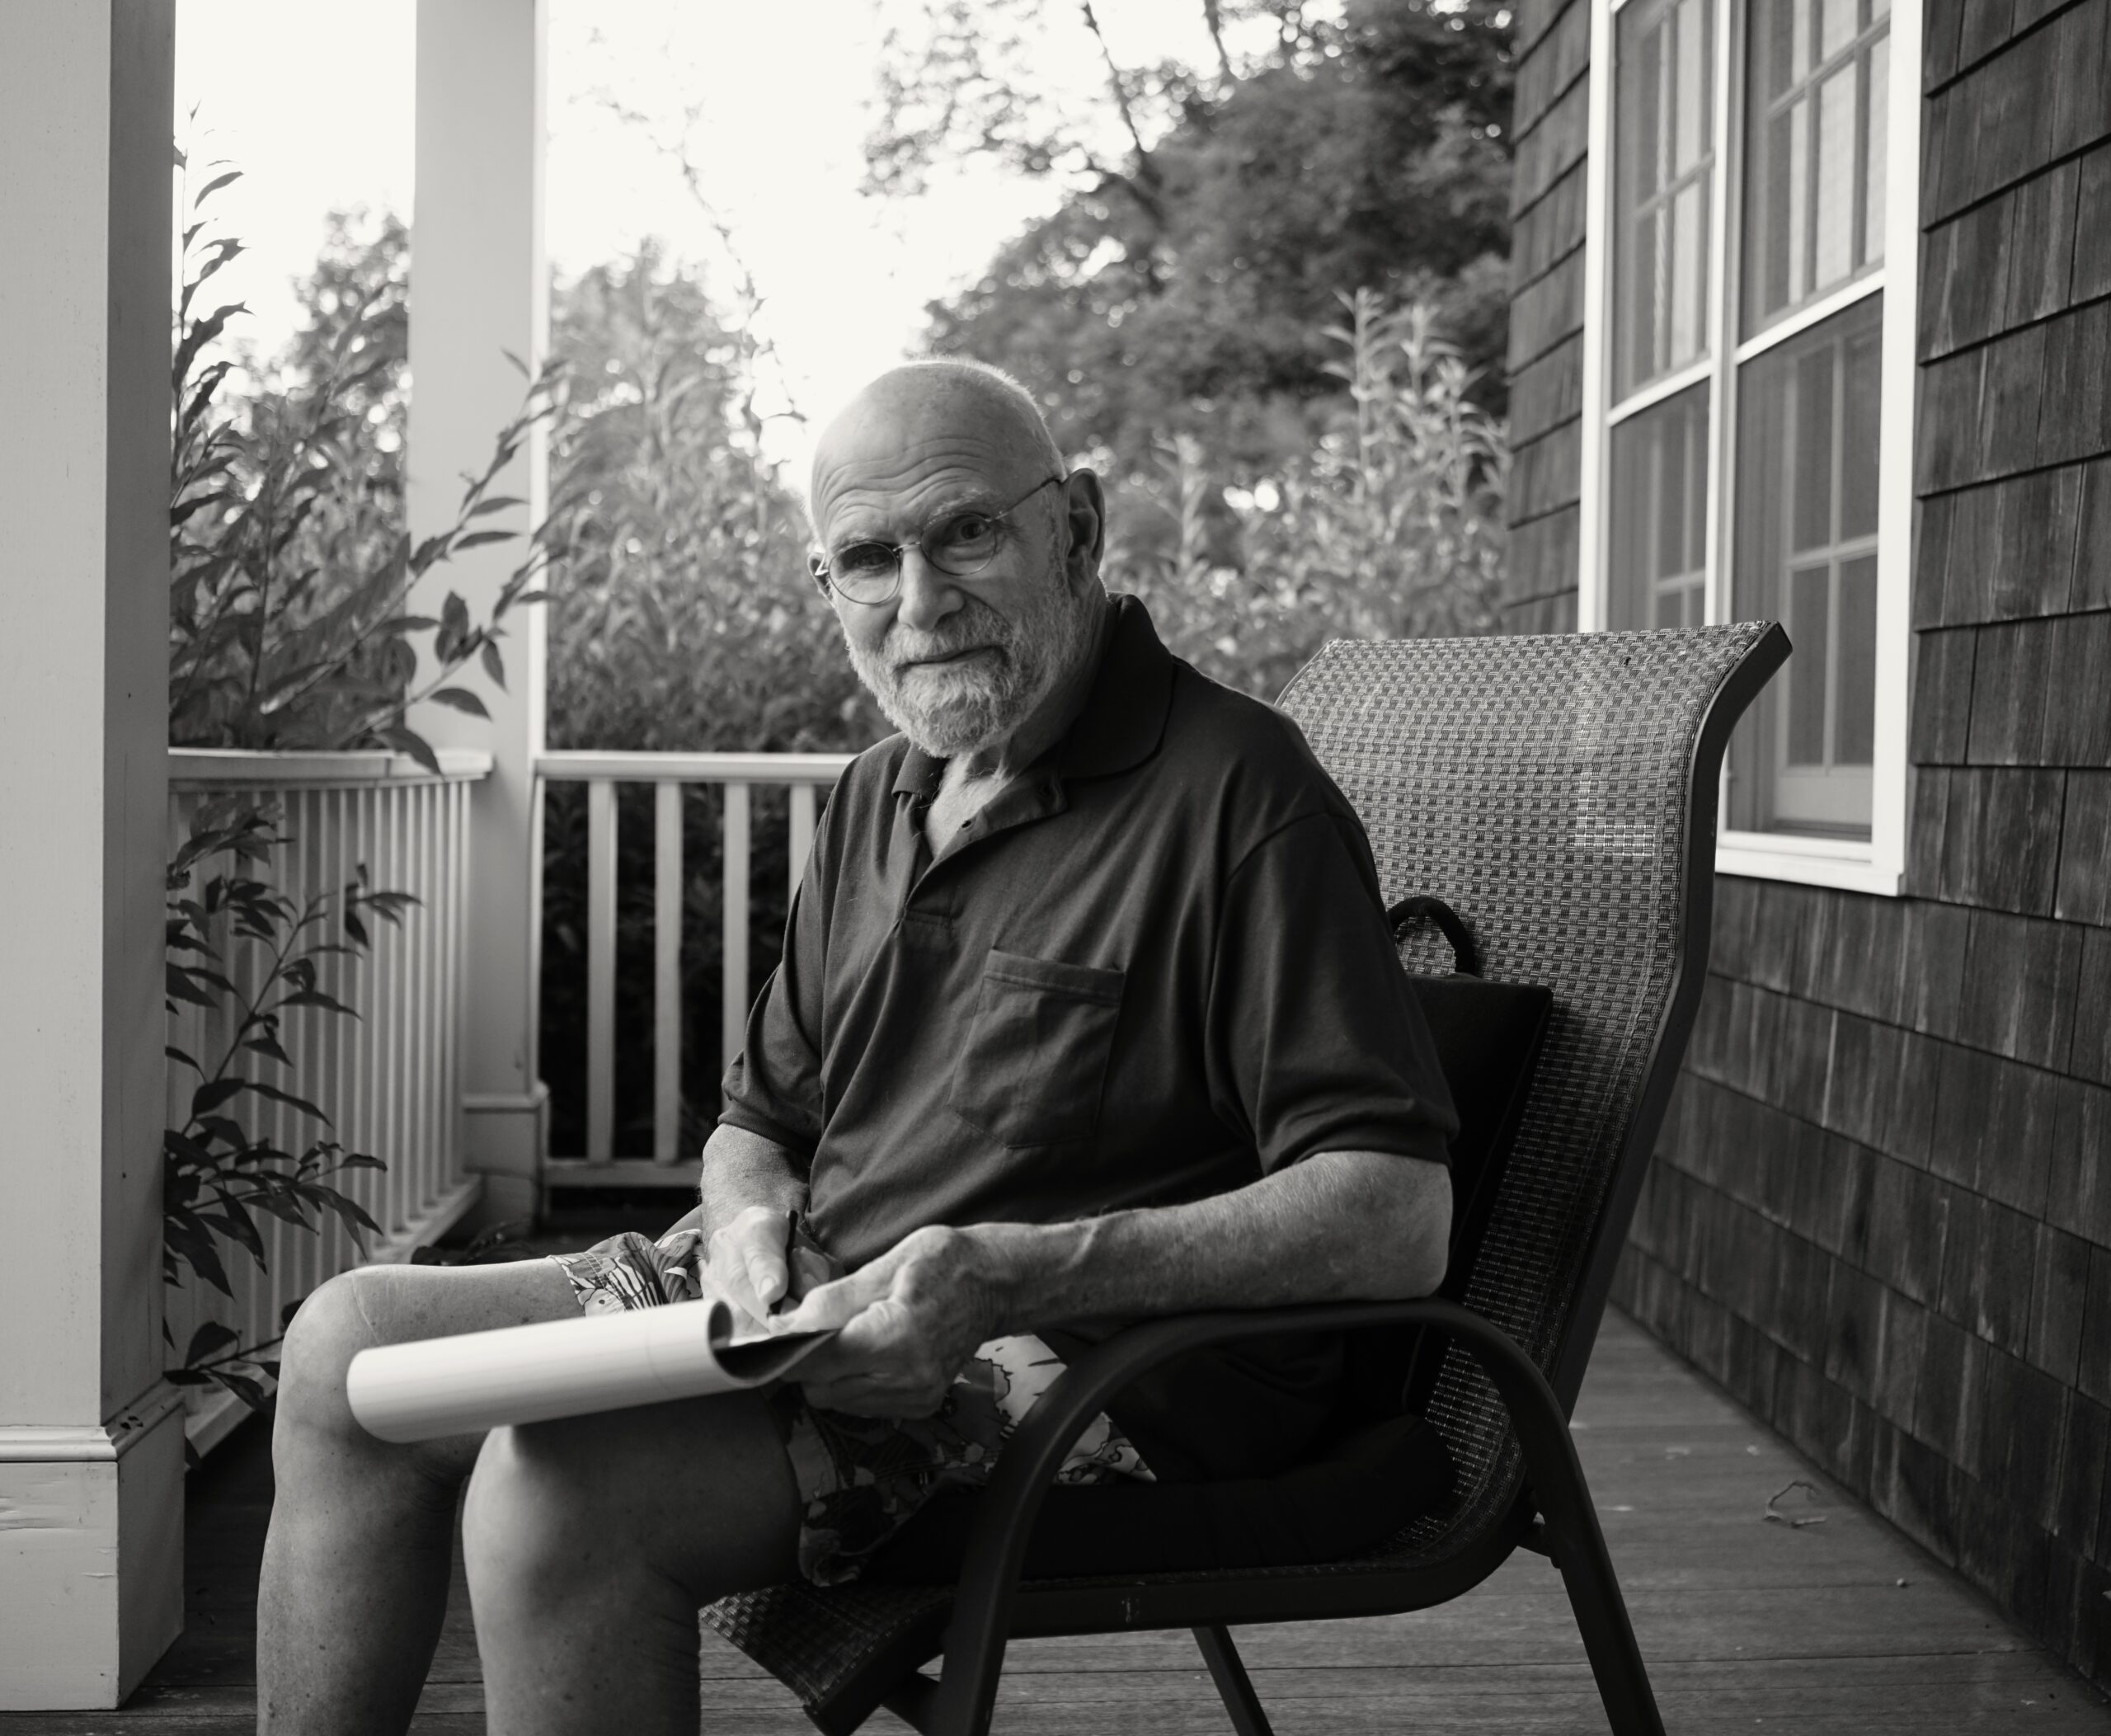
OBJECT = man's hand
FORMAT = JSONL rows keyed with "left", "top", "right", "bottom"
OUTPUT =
{"left": 704, "top": 1205, "right": 835, "bottom": 1333}
{"left": 777, "top": 1226, "right": 1001, "bottom": 1418}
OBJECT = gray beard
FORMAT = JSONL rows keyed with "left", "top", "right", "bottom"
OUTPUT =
{"left": 844, "top": 585, "right": 1098, "bottom": 760}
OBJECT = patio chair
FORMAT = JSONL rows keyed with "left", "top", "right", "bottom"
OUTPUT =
{"left": 703, "top": 621, "right": 1790, "bottom": 1736}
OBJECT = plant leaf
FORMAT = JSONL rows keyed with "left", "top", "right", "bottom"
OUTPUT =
{"left": 428, "top": 685, "right": 491, "bottom": 718}
{"left": 190, "top": 1077, "right": 246, "bottom": 1117}
{"left": 183, "top": 1320, "right": 241, "bottom": 1364}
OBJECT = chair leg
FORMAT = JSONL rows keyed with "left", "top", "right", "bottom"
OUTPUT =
{"left": 1192, "top": 1625, "right": 1276, "bottom": 1736}
{"left": 1450, "top": 1323, "right": 1667, "bottom": 1736}
{"left": 1530, "top": 1451, "right": 1667, "bottom": 1736}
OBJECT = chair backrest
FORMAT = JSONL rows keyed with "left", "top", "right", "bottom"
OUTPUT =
{"left": 1276, "top": 622, "right": 1785, "bottom": 1545}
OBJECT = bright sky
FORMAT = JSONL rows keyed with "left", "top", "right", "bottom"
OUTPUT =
{"left": 172, "top": 0, "right": 1245, "bottom": 468}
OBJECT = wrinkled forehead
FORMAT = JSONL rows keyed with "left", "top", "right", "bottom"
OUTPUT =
{"left": 808, "top": 380, "right": 1049, "bottom": 542}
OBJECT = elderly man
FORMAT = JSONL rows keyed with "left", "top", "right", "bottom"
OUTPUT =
{"left": 256, "top": 360, "right": 1455, "bottom": 1734}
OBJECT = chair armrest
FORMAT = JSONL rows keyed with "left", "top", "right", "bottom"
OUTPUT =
{"left": 924, "top": 1296, "right": 1587, "bottom": 1733}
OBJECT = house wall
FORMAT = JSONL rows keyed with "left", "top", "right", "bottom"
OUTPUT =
{"left": 1504, "top": 0, "right": 1587, "bottom": 634}
{"left": 1506, "top": 0, "right": 2111, "bottom": 1686}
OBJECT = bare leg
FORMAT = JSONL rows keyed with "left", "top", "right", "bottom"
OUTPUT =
{"left": 257, "top": 1259, "right": 580, "bottom": 1734}
{"left": 461, "top": 1389, "right": 802, "bottom": 1735}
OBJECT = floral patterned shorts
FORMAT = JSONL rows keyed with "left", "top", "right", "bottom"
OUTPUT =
{"left": 548, "top": 1226, "right": 1154, "bottom": 1586}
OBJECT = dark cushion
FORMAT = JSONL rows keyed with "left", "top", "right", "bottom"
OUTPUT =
{"left": 1342, "top": 963, "right": 1554, "bottom": 1419}
{"left": 863, "top": 1409, "right": 1455, "bottom": 1584}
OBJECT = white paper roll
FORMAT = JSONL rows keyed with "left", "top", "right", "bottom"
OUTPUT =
{"left": 346, "top": 1300, "right": 835, "bottom": 1443}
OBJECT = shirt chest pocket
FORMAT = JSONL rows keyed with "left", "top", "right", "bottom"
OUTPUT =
{"left": 949, "top": 949, "right": 1126, "bottom": 1148}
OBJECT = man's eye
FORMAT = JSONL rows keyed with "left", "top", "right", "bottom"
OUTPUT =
{"left": 933, "top": 514, "right": 998, "bottom": 554}
{"left": 834, "top": 543, "right": 896, "bottom": 576}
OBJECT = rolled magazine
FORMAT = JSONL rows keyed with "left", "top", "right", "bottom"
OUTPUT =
{"left": 346, "top": 1299, "right": 836, "bottom": 1443}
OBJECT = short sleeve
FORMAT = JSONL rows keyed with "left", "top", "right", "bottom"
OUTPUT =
{"left": 1204, "top": 810, "right": 1457, "bottom": 1172}
{"left": 717, "top": 804, "right": 832, "bottom": 1160}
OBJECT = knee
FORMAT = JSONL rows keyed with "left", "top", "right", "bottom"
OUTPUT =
{"left": 461, "top": 1418, "right": 616, "bottom": 1596}
{"left": 275, "top": 1267, "right": 389, "bottom": 1436}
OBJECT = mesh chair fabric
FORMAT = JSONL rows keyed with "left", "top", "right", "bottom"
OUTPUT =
{"left": 704, "top": 623, "right": 1773, "bottom": 1720}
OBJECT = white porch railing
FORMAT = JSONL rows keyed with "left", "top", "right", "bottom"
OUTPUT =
{"left": 534, "top": 751, "right": 854, "bottom": 1193}
{"left": 166, "top": 748, "right": 490, "bottom": 1453}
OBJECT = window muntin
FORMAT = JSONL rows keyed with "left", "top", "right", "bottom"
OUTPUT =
{"left": 1727, "top": 294, "right": 1883, "bottom": 838}
{"left": 1614, "top": 0, "right": 1716, "bottom": 398}
{"left": 1608, "top": 383, "right": 1710, "bottom": 629}
{"left": 1742, "top": 0, "right": 1890, "bottom": 336}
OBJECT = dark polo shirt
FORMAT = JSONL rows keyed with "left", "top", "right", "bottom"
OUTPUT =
{"left": 720, "top": 595, "right": 1455, "bottom": 1480}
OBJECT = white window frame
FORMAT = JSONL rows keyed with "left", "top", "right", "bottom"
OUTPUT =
{"left": 1577, "top": 0, "right": 1921, "bottom": 896}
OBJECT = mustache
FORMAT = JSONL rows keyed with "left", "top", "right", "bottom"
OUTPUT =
{"left": 886, "top": 599, "right": 1013, "bottom": 665}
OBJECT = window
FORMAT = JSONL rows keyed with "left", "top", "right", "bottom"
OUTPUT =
{"left": 1728, "top": 294, "right": 1882, "bottom": 834}
{"left": 1581, "top": 0, "right": 1918, "bottom": 892}
{"left": 1615, "top": 0, "right": 1714, "bottom": 397}
{"left": 1742, "top": 0, "right": 1889, "bottom": 332}
{"left": 1609, "top": 384, "right": 1709, "bottom": 629}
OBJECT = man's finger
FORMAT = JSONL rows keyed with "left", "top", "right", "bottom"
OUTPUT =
{"left": 745, "top": 1249, "right": 788, "bottom": 1310}
{"left": 778, "top": 1270, "right": 884, "bottom": 1334}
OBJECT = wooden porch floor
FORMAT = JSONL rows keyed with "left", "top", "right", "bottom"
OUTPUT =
{"left": 7, "top": 1310, "right": 2107, "bottom": 1734}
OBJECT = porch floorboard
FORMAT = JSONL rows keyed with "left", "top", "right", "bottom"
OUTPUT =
{"left": 7, "top": 1310, "right": 2105, "bottom": 1732}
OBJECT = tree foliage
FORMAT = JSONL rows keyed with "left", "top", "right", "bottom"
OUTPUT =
{"left": 882, "top": 0, "right": 1516, "bottom": 480}
{"left": 541, "top": 243, "right": 882, "bottom": 755}
{"left": 169, "top": 173, "right": 555, "bottom": 770}
{"left": 1126, "top": 289, "right": 1507, "bottom": 699}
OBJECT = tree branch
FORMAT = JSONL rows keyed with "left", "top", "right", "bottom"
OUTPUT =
{"left": 1200, "top": 0, "right": 1235, "bottom": 82}
{"left": 1079, "top": 2, "right": 1156, "bottom": 181}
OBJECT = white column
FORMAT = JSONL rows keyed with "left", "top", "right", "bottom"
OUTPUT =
{"left": 408, "top": 0, "right": 550, "bottom": 1226}
{"left": 0, "top": 0, "right": 183, "bottom": 1707}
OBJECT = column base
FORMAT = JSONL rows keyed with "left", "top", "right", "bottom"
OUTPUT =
{"left": 462, "top": 1080, "right": 551, "bottom": 1231}
{"left": 0, "top": 1386, "right": 185, "bottom": 1709}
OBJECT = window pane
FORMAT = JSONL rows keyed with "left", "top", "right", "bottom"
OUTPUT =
{"left": 1839, "top": 316, "right": 1883, "bottom": 539}
{"left": 1609, "top": 383, "right": 1711, "bottom": 632}
{"left": 1615, "top": 0, "right": 1715, "bottom": 398}
{"left": 1863, "top": 35, "right": 1888, "bottom": 267}
{"left": 1791, "top": 344, "right": 1836, "bottom": 552}
{"left": 1787, "top": 563, "right": 1831, "bottom": 763}
{"left": 1836, "top": 553, "right": 1878, "bottom": 764}
{"left": 1813, "top": 64, "right": 1859, "bottom": 285}
{"left": 1820, "top": 0, "right": 1858, "bottom": 59}
{"left": 1728, "top": 295, "right": 1883, "bottom": 838}
{"left": 1743, "top": 0, "right": 1889, "bottom": 334}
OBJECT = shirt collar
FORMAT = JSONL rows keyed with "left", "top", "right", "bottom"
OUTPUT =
{"left": 888, "top": 594, "right": 1175, "bottom": 797}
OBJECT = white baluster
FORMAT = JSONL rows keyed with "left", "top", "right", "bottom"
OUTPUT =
{"left": 654, "top": 781, "right": 684, "bottom": 1164}
{"left": 587, "top": 779, "right": 618, "bottom": 1164}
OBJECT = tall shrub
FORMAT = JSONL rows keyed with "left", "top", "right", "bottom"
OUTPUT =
{"left": 536, "top": 247, "right": 884, "bottom": 1158}
{"left": 1125, "top": 289, "right": 1509, "bottom": 699}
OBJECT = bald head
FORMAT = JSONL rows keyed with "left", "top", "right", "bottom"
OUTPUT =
{"left": 808, "top": 360, "right": 1065, "bottom": 531}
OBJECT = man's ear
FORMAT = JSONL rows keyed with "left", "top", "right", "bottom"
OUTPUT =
{"left": 1060, "top": 469, "right": 1107, "bottom": 585}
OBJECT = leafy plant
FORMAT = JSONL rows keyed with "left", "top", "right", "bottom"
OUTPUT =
{"left": 1126, "top": 288, "right": 1508, "bottom": 698}
{"left": 162, "top": 798, "right": 412, "bottom": 1439}
{"left": 167, "top": 154, "right": 562, "bottom": 770}
{"left": 159, "top": 148, "right": 535, "bottom": 1438}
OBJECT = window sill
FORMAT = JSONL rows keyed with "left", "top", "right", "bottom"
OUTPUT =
{"left": 1715, "top": 831, "right": 1902, "bottom": 896}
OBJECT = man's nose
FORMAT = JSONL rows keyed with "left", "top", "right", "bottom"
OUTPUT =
{"left": 895, "top": 545, "right": 962, "bottom": 633}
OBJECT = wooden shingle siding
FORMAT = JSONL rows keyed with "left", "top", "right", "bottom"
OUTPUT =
{"left": 1507, "top": 247, "right": 1584, "bottom": 374}
{"left": 1502, "top": 0, "right": 1588, "bottom": 633}
{"left": 1505, "top": 501, "right": 1577, "bottom": 608}
{"left": 2057, "top": 772, "right": 2111, "bottom": 924}
{"left": 1924, "top": 2, "right": 2111, "bottom": 223}
{"left": 1507, "top": 416, "right": 1580, "bottom": 520}
{"left": 1509, "top": 0, "right": 1587, "bottom": 140}
{"left": 1509, "top": 161, "right": 1585, "bottom": 291}
{"left": 1507, "top": 333, "right": 1582, "bottom": 447}
{"left": 1509, "top": 73, "right": 1588, "bottom": 218}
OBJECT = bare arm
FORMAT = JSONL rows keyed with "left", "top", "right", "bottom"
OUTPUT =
{"left": 699, "top": 1122, "right": 807, "bottom": 1235}
{"left": 784, "top": 1150, "right": 1451, "bottom": 1416}
{"left": 695, "top": 1122, "right": 826, "bottom": 1322}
